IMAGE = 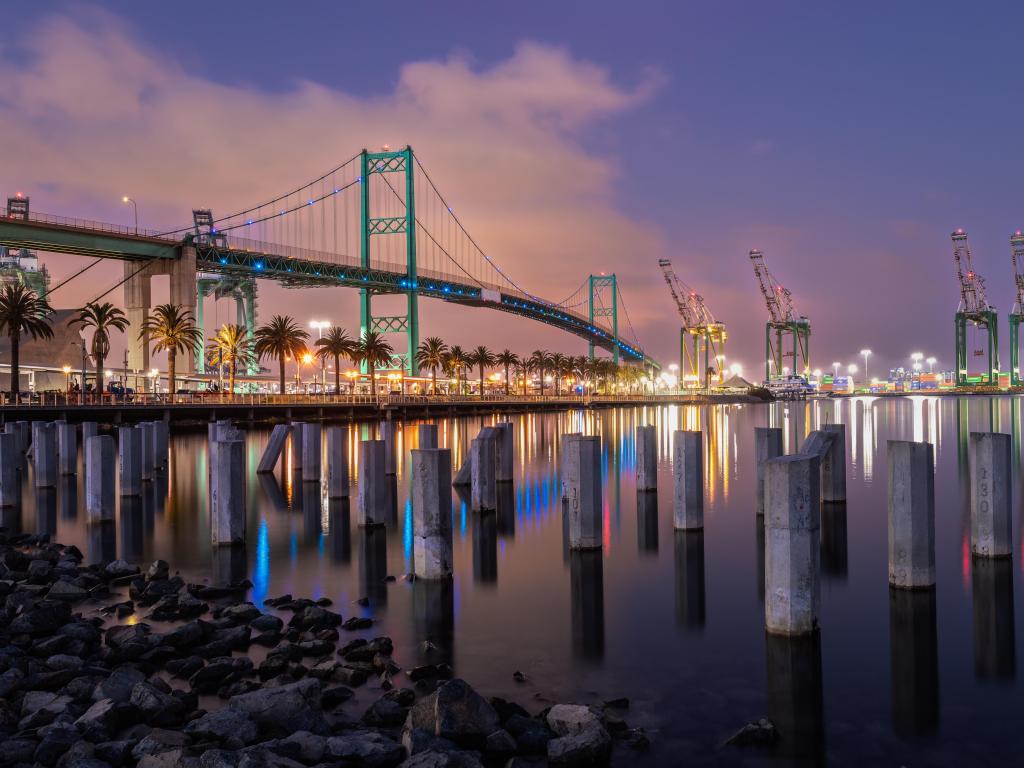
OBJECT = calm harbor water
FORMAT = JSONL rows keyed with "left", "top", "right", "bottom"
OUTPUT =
{"left": 6, "top": 397, "right": 1024, "bottom": 765}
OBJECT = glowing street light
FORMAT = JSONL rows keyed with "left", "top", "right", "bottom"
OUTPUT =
{"left": 832, "top": 361, "right": 840, "bottom": 380}
{"left": 62, "top": 364, "right": 71, "bottom": 393}
{"left": 860, "top": 349, "right": 872, "bottom": 382}
{"left": 309, "top": 320, "right": 330, "bottom": 389}
{"left": 121, "top": 196, "right": 138, "bottom": 233}
{"left": 926, "top": 356, "right": 936, "bottom": 373}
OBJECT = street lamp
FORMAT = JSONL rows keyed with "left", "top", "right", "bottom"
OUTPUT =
{"left": 860, "top": 349, "right": 871, "bottom": 382}
{"left": 832, "top": 361, "right": 840, "bottom": 381}
{"left": 926, "top": 356, "right": 936, "bottom": 373}
{"left": 61, "top": 364, "right": 71, "bottom": 394}
{"left": 301, "top": 352, "right": 314, "bottom": 394}
{"left": 121, "top": 196, "right": 138, "bottom": 233}
{"left": 309, "top": 320, "right": 330, "bottom": 390}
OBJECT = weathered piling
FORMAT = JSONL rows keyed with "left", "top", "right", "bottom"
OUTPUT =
{"left": 57, "top": 422, "right": 77, "bottom": 476}
{"left": 562, "top": 434, "right": 602, "bottom": 550}
{"left": 412, "top": 448, "right": 454, "bottom": 579}
{"left": 764, "top": 454, "right": 821, "bottom": 636}
{"left": 81, "top": 422, "right": 98, "bottom": 445}
{"left": 326, "top": 426, "right": 349, "bottom": 498}
{"left": 0, "top": 432, "right": 19, "bottom": 507}
{"left": 118, "top": 426, "right": 142, "bottom": 497}
{"left": 152, "top": 420, "right": 169, "bottom": 471}
{"left": 471, "top": 428, "right": 498, "bottom": 512}
{"left": 495, "top": 422, "right": 514, "bottom": 483}
{"left": 418, "top": 424, "right": 438, "bottom": 450}
{"left": 636, "top": 425, "right": 657, "bottom": 492}
{"left": 210, "top": 437, "right": 245, "bottom": 545}
{"left": 672, "top": 430, "right": 703, "bottom": 530}
{"left": 357, "top": 440, "right": 388, "bottom": 526}
{"left": 33, "top": 423, "right": 57, "bottom": 489}
{"left": 755, "top": 427, "right": 784, "bottom": 515}
{"left": 822, "top": 423, "right": 846, "bottom": 502}
{"left": 969, "top": 432, "right": 1012, "bottom": 558}
{"left": 15, "top": 421, "right": 29, "bottom": 454}
{"left": 257, "top": 424, "right": 291, "bottom": 473}
{"left": 302, "top": 422, "right": 322, "bottom": 482}
{"left": 887, "top": 440, "right": 935, "bottom": 588}
{"left": 379, "top": 420, "right": 396, "bottom": 475}
{"left": 85, "top": 435, "right": 115, "bottom": 522}
{"left": 290, "top": 421, "right": 305, "bottom": 470}
{"left": 139, "top": 422, "right": 155, "bottom": 481}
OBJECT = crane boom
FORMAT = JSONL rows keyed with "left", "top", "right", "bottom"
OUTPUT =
{"left": 658, "top": 259, "right": 702, "bottom": 328}
{"left": 1011, "top": 231, "right": 1024, "bottom": 315}
{"left": 951, "top": 229, "right": 991, "bottom": 315}
{"left": 749, "top": 249, "right": 794, "bottom": 325}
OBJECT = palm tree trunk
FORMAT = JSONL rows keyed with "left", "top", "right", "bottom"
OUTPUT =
{"left": 432, "top": 368, "right": 437, "bottom": 395}
{"left": 334, "top": 353, "right": 341, "bottom": 395}
{"left": 95, "top": 352, "right": 105, "bottom": 396}
{"left": 229, "top": 361, "right": 237, "bottom": 396}
{"left": 9, "top": 331, "right": 19, "bottom": 400}
{"left": 278, "top": 355, "right": 286, "bottom": 394}
{"left": 478, "top": 365, "right": 484, "bottom": 398}
{"left": 369, "top": 363, "right": 375, "bottom": 397}
{"left": 504, "top": 365, "right": 510, "bottom": 396}
{"left": 539, "top": 367, "right": 545, "bottom": 396}
{"left": 168, "top": 349, "right": 176, "bottom": 401}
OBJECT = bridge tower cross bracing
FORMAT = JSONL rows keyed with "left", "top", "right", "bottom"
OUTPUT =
{"left": 951, "top": 229, "right": 999, "bottom": 387}
{"left": 195, "top": 274, "right": 258, "bottom": 376}
{"left": 588, "top": 274, "right": 619, "bottom": 364}
{"left": 359, "top": 146, "right": 419, "bottom": 375}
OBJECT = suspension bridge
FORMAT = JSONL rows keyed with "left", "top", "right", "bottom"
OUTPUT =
{"left": 0, "top": 146, "right": 657, "bottom": 379}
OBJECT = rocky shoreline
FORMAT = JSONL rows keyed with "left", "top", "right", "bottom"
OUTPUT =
{"left": 0, "top": 532, "right": 650, "bottom": 767}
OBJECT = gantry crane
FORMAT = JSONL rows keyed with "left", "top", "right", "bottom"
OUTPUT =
{"left": 658, "top": 259, "right": 727, "bottom": 389}
{"left": 749, "top": 249, "right": 810, "bottom": 383}
{"left": 1008, "top": 232, "right": 1024, "bottom": 386}
{"left": 951, "top": 229, "right": 998, "bottom": 387}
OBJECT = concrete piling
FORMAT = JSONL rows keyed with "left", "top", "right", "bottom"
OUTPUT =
{"left": 379, "top": 420, "right": 397, "bottom": 475}
{"left": 81, "top": 422, "right": 98, "bottom": 445}
{"left": 257, "top": 424, "right": 291, "bottom": 473}
{"left": 57, "top": 422, "right": 77, "bottom": 476}
{"left": 411, "top": 448, "right": 454, "bottom": 579}
{"left": 15, "top": 421, "right": 29, "bottom": 454}
{"left": 326, "top": 426, "right": 349, "bottom": 498}
{"left": 33, "top": 423, "right": 57, "bottom": 488}
{"left": 118, "top": 426, "right": 142, "bottom": 497}
{"left": 672, "top": 430, "right": 703, "bottom": 530}
{"left": 357, "top": 440, "right": 388, "bottom": 526}
{"left": 562, "top": 434, "right": 602, "bottom": 550}
{"left": 969, "top": 432, "right": 1012, "bottom": 558}
{"left": 140, "top": 422, "right": 155, "bottom": 481}
{"left": 495, "top": 422, "right": 514, "bottom": 483}
{"left": 290, "top": 422, "right": 304, "bottom": 470}
{"left": 210, "top": 437, "right": 246, "bottom": 546}
{"left": 471, "top": 428, "right": 497, "bottom": 512}
{"left": 0, "top": 432, "right": 19, "bottom": 507}
{"left": 152, "top": 420, "right": 169, "bottom": 471}
{"left": 764, "top": 454, "right": 821, "bottom": 636}
{"left": 636, "top": 425, "right": 657, "bottom": 492}
{"left": 418, "top": 424, "right": 438, "bottom": 450}
{"left": 85, "top": 435, "right": 116, "bottom": 522}
{"left": 822, "top": 424, "right": 846, "bottom": 502}
{"left": 301, "top": 422, "right": 322, "bottom": 482}
{"left": 755, "top": 427, "right": 784, "bottom": 515}
{"left": 887, "top": 440, "right": 936, "bottom": 588}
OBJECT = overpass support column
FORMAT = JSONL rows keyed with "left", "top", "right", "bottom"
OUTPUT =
{"left": 169, "top": 245, "right": 198, "bottom": 375}
{"left": 124, "top": 263, "right": 151, "bottom": 374}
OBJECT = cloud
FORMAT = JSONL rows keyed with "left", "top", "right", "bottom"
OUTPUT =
{"left": 0, "top": 9, "right": 671, "bottom": 363}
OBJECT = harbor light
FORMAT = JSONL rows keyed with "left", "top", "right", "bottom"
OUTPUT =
{"left": 926, "top": 356, "right": 936, "bottom": 372}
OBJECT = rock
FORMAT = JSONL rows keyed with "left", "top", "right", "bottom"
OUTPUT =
{"left": 28, "top": 559, "right": 53, "bottom": 582}
{"left": 131, "top": 729, "right": 187, "bottom": 760}
{"left": 546, "top": 725, "right": 611, "bottom": 767}
{"left": 162, "top": 620, "right": 205, "bottom": 649}
{"left": 624, "top": 727, "right": 650, "bottom": 751}
{"left": 484, "top": 729, "right": 517, "bottom": 755}
{"left": 287, "top": 606, "right": 342, "bottom": 631}
{"left": 399, "top": 752, "right": 484, "bottom": 768}
{"left": 363, "top": 695, "right": 409, "bottom": 727}
{"left": 324, "top": 731, "right": 404, "bottom": 767}
{"left": 403, "top": 679, "right": 501, "bottom": 750}
{"left": 130, "top": 681, "right": 186, "bottom": 726}
{"left": 47, "top": 579, "right": 89, "bottom": 601}
{"left": 33, "top": 722, "right": 80, "bottom": 767}
{"left": 512, "top": 671, "right": 527, "bottom": 684}
{"left": 105, "top": 560, "right": 139, "bottom": 578}
{"left": 199, "top": 750, "right": 240, "bottom": 768}
{"left": 189, "top": 657, "right": 252, "bottom": 693}
{"left": 94, "top": 740, "right": 136, "bottom": 767}
{"left": 334, "top": 665, "right": 369, "bottom": 687}
{"left": 46, "top": 653, "right": 84, "bottom": 671}
{"left": 2, "top": 739, "right": 38, "bottom": 765}
{"left": 184, "top": 708, "right": 259, "bottom": 747}
{"left": 19, "top": 690, "right": 71, "bottom": 728}
{"left": 167, "top": 656, "right": 205, "bottom": 679}
{"left": 252, "top": 631, "right": 283, "bottom": 648}
{"left": 342, "top": 616, "right": 373, "bottom": 631}
{"left": 724, "top": 718, "right": 777, "bottom": 748}
{"left": 136, "top": 750, "right": 183, "bottom": 768}
{"left": 228, "top": 677, "right": 325, "bottom": 736}
{"left": 545, "top": 704, "right": 602, "bottom": 737}
{"left": 504, "top": 715, "right": 555, "bottom": 754}
{"left": 267, "top": 730, "right": 327, "bottom": 763}
{"left": 221, "top": 603, "right": 261, "bottom": 624}
{"left": 250, "top": 614, "right": 283, "bottom": 633}
{"left": 93, "top": 665, "right": 146, "bottom": 703}
{"left": 146, "top": 560, "right": 169, "bottom": 581}
{"left": 235, "top": 749, "right": 305, "bottom": 768}
{"left": 75, "top": 698, "right": 129, "bottom": 740}
{"left": 10, "top": 600, "right": 72, "bottom": 634}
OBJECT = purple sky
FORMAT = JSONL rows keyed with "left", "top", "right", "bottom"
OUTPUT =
{"left": 4, "top": 2, "right": 1024, "bottom": 376}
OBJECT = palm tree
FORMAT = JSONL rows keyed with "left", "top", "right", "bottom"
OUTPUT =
{"left": 446, "top": 345, "right": 469, "bottom": 395}
{"left": 353, "top": 330, "right": 394, "bottom": 396}
{"left": 314, "top": 326, "right": 356, "bottom": 394}
{"left": 514, "top": 358, "right": 530, "bottom": 395}
{"left": 0, "top": 284, "right": 53, "bottom": 399}
{"left": 73, "top": 301, "right": 128, "bottom": 396}
{"left": 415, "top": 337, "right": 448, "bottom": 395}
{"left": 207, "top": 324, "right": 254, "bottom": 395}
{"left": 528, "top": 350, "right": 551, "bottom": 395}
{"left": 467, "top": 345, "right": 495, "bottom": 397}
{"left": 139, "top": 304, "right": 201, "bottom": 398}
{"left": 495, "top": 349, "right": 519, "bottom": 396}
{"left": 254, "top": 315, "right": 309, "bottom": 394}
{"left": 550, "top": 353, "right": 568, "bottom": 396}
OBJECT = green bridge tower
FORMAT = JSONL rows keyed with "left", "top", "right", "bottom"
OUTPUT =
{"left": 588, "top": 274, "right": 619, "bottom": 364}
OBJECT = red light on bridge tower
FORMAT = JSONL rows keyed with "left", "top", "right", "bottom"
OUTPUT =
{"left": 6, "top": 195, "right": 29, "bottom": 220}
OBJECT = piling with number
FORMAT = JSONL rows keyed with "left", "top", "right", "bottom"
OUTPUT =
{"left": 563, "top": 434, "right": 602, "bottom": 550}
{"left": 969, "top": 432, "right": 1011, "bottom": 558}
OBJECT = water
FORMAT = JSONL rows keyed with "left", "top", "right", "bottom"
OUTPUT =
{"left": 8, "top": 397, "right": 1024, "bottom": 765}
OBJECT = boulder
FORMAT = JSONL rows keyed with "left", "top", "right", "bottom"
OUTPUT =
{"left": 184, "top": 708, "right": 259, "bottom": 747}
{"left": 93, "top": 665, "right": 146, "bottom": 703}
{"left": 228, "top": 677, "right": 325, "bottom": 736}
{"left": 324, "top": 731, "right": 404, "bottom": 767}
{"left": 403, "top": 679, "right": 500, "bottom": 750}
{"left": 399, "top": 752, "right": 484, "bottom": 768}
{"left": 546, "top": 725, "right": 611, "bottom": 766}
{"left": 545, "top": 704, "right": 602, "bottom": 736}
{"left": 130, "top": 681, "right": 186, "bottom": 726}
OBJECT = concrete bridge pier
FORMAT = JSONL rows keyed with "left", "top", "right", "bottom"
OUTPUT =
{"left": 125, "top": 245, "right": 197, "bottom": 376}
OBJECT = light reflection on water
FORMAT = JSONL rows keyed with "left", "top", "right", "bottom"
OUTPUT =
{"left": 8, "top": 397, "right": 1024, "bottom": 763}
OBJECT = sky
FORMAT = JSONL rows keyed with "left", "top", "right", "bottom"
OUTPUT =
{"left": 4, "top": 1, "right": 1024, "bottom": 378}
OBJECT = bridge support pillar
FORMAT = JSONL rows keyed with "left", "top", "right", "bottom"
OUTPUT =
{"left": 170, "top": 245, "right": 197, "bottom": 375}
